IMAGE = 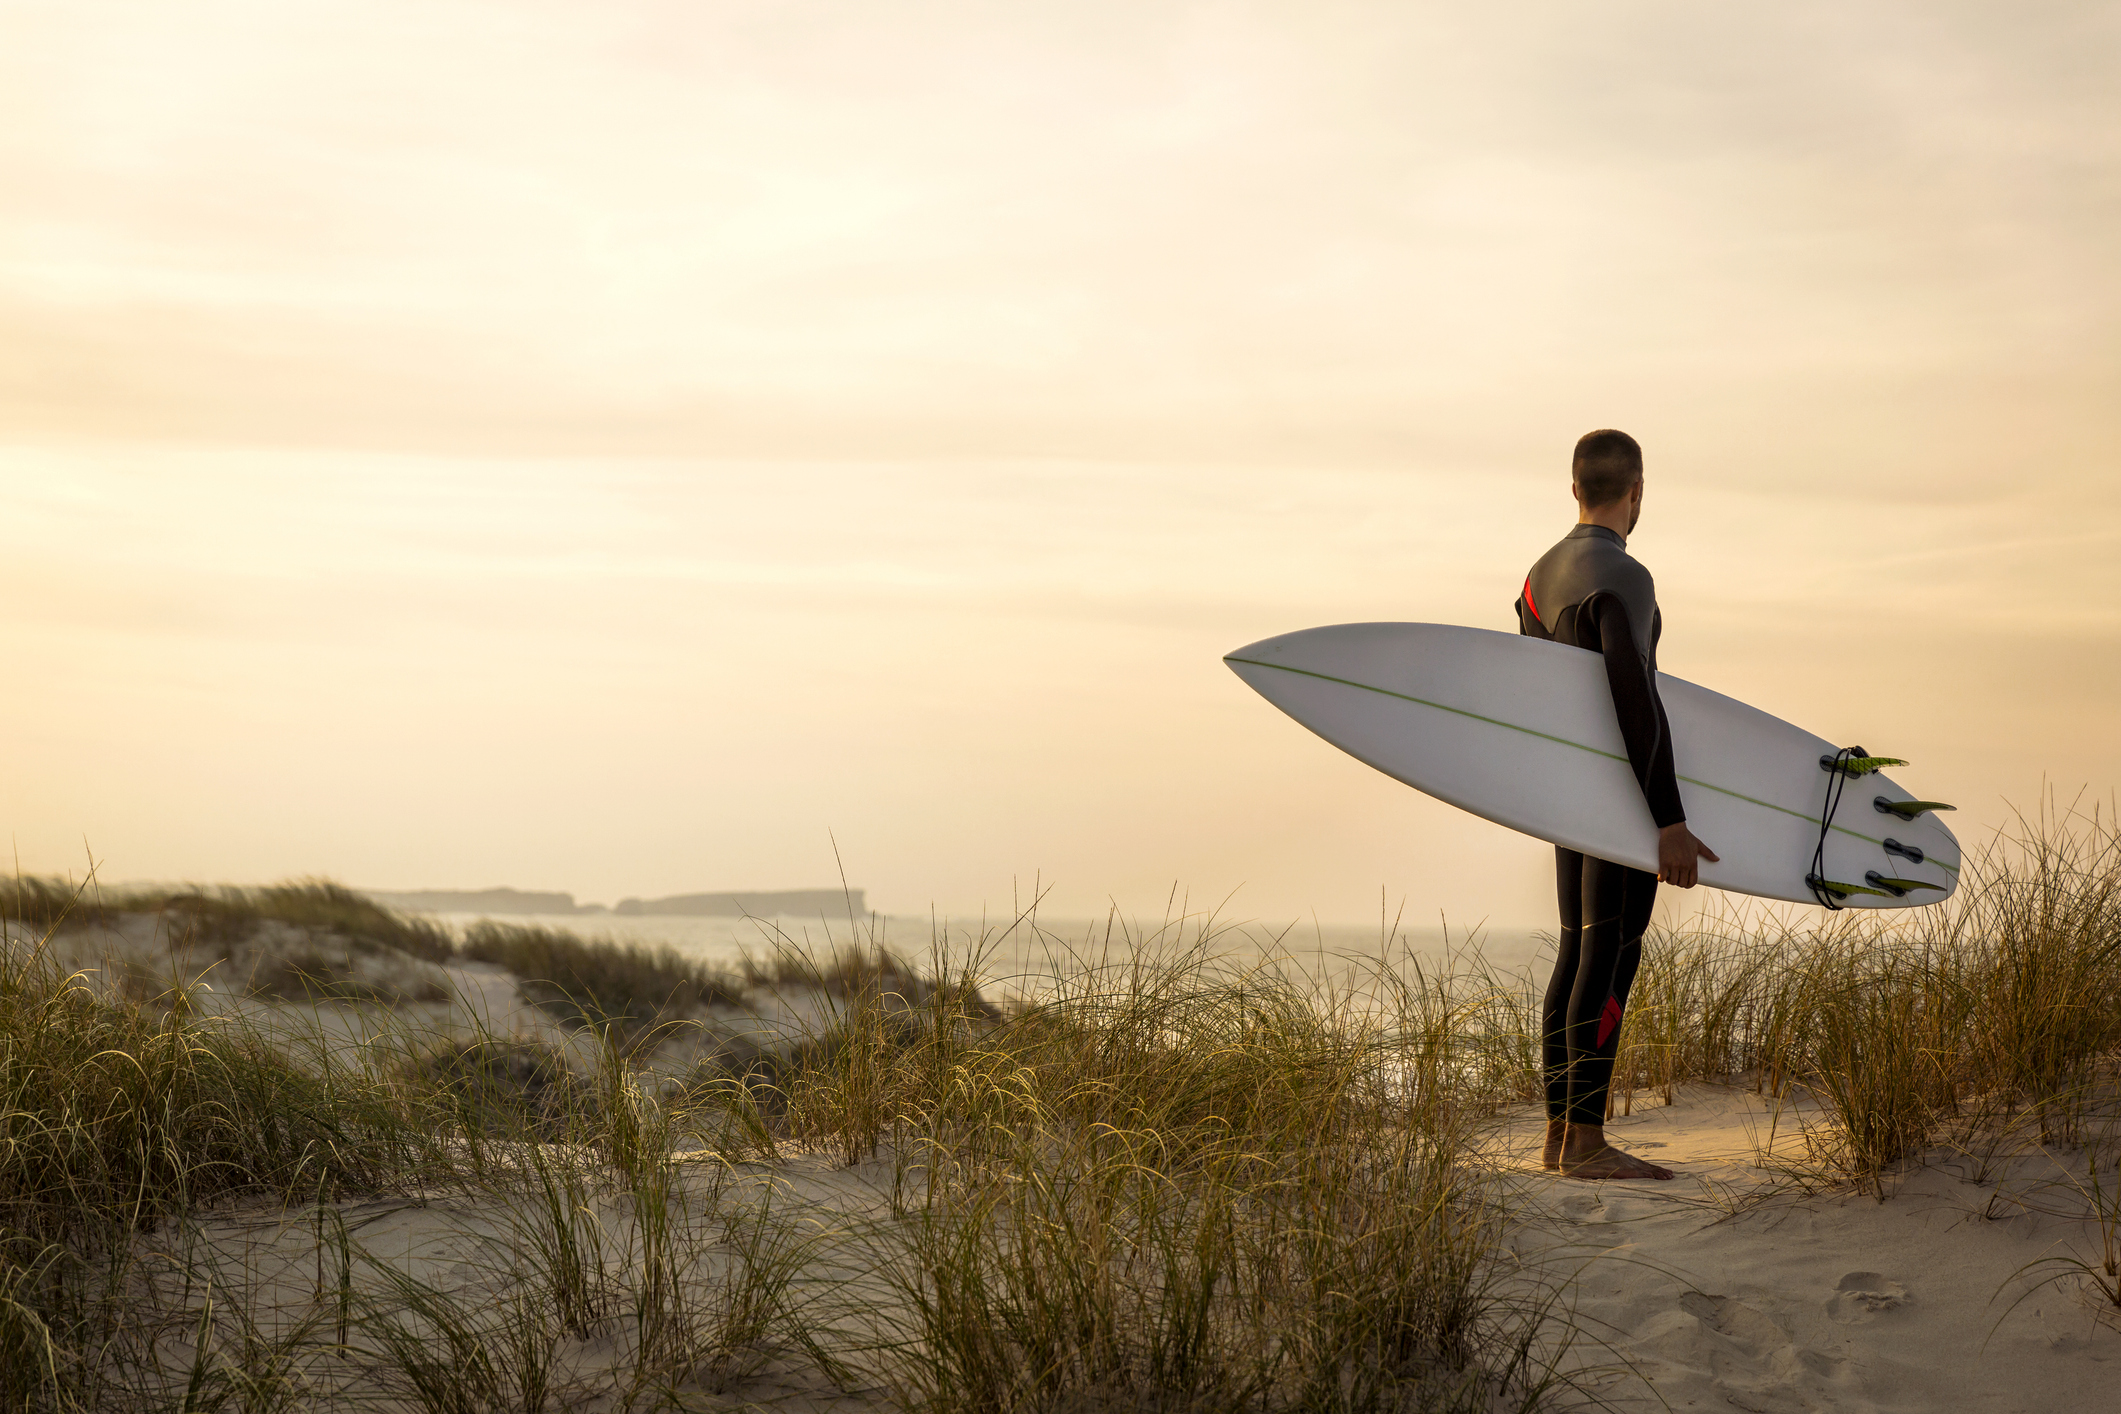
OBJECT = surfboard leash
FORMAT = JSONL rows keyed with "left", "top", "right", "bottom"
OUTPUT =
{"left": 1807, "top": 745, "right": 1860, "bottom": 910}
{"left": 1808, "top": 747, "right": 1910, "bottom": 906}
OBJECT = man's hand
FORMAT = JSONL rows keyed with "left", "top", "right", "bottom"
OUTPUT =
{"left": 1657, "top": 823, "right": 1720, "bottom": 888}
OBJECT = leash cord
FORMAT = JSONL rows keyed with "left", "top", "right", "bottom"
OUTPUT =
{"left": 1808, "top": 746, "right": 1857, "bottom": 910}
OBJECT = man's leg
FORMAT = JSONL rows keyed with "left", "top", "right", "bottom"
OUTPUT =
{"left": 1541, "top": 848, "right": 1585, "bottom": 1169}
{"left": 1559, "top": 857, "right": 1671, "bottom": 1180}
{"left": 1580, "top": 865, "right": 1657, "bottom": 1117}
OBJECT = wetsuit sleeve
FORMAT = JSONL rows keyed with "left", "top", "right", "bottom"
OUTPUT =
{"left": 1591, "top": 594, "right": 1686, "bottom": 828}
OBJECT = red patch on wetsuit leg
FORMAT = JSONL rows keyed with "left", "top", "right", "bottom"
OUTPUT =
{"left": 1522, "top": 576, "right": 1541, "bottom": 624}
{"left": 1596, "top": 996, "right": 1623, "bottom": 1049}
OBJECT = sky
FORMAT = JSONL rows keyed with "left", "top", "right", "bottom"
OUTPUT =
{"left": 2, "top": 1, "right": 2117, "bottom": 932}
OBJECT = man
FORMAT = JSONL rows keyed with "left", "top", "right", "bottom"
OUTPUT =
{"left": 1516, "top": 429, "right": 1717, "bottom": 1181}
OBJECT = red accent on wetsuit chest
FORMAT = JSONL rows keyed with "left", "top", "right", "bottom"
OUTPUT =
{"left": 1596, "top": 995, "right": 1623, "bottom": 1049}
{"left": 1522, "top": 576, "right": 1541, "bottom": 624}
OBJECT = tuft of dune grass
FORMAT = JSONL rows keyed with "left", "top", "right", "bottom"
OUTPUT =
{"left": 680, "top": 914, "right": 1556, "bottom": 1410}
{"left": 0, "top": 917, "right": 476, "bottom": 1409}
{"left": 736, "top": 938, "right": 998, "bottom": 1013}
{"left": 4, "top": 874, "right": 456, "bottom": 963}
{"left": 7, "top": 876, "right": 459, "bottom": 1009}
{"left": 0, "top": 945, "right": 429, "bottom": 1252}
{"left": 243, "top": 939, "right": 453, "bottom": 1005}
{"left": 457, "top": 920, "right": 749, "bottom": 1040}
{"left": 146, "top": 878, "right": 455, "bottom": 962}
{"left": 404, "top": 1036, "right": 586, "bottom": 1138}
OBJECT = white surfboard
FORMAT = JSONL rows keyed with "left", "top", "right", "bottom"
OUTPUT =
{"left": 1226, "top": 623, "right": 1959, "bottom": 908}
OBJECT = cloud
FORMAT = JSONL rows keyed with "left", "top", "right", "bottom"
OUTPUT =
{"left": 2, "top": 1, "right": 2114, "bottom": 479}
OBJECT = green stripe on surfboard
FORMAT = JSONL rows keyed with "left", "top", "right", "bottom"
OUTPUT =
{"left": 1225, "top": 655, "right": 1961, "bottom": 873}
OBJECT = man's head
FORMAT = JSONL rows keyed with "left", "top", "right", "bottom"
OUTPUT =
{"left": 1572, "top": 429, "right": 1643, "bottom": 534}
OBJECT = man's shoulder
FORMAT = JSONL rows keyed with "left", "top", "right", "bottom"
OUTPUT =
{"left": 1526, "top": 527, "right": 1657, "bottom": 605}
{"left": 1608, "top": 545, "right": 1655, "bottom": 588}
{"left": 1553, "top": 529, "right": 1651, "bottom": 575}
{"left": 1604, "top": 549, "right": 1657, "bottom": 610}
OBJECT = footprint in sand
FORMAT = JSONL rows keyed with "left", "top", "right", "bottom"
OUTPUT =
{"left": 1825, "top": 1271, "right": 1912, "bottom": 1324}
{"left": 1681, "top": 1290, "right": 1791, "bottom": 1348}
{"left": 1673, "top": 1291, "right": 1846, "bottom": 1413}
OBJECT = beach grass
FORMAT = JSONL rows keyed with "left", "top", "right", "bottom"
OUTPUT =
{"left": 1603, "top": 796, "right": 2121, "bottom": 1190}
{"left": 0, "top": 800, "right": 2116, "bottom": 1406}
{"left": 0, "top": 929, "right": 459, "bottom": 1409}
{"left": 863, "top": 933, "right": 1550, "bottom": 1411}
{"left": 455, "top": 919, "right": 748, "bottom": 1040}
{"left": 0, "top": 884, "right": 1559, "bottom": 1409}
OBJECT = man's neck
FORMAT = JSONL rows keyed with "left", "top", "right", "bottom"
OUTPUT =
{"left": 1576, "top": 506, "right": 1630, "bottom": 541}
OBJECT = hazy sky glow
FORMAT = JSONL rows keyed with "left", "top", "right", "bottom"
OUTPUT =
{"left": 4, "top": 2, "right": 2117, "bottom": 930}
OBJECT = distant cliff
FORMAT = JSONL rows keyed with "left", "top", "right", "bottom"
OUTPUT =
{"left": 613, "top": 889, "right": 865, "bottom": 918}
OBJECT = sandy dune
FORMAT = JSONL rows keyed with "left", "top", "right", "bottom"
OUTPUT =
{"left": 1493, "top": 1086, "right": 2121, "bottom": 1411}
{"left": 157, "top": 1082, "right": 2120, "bottom": 1409}
{"left": 31, "top": 911, "right": 2114, "bottom": 1406}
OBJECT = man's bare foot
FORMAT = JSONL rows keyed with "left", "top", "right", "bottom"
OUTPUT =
{"left": 1542, "top": 1116, "right": 1566, "bottom": 1171}
{"left": 1559, "top": 1124, "right": 1673, "bottom": 1180}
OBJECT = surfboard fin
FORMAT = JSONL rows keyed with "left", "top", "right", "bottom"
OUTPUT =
{"left": 1807, "top": 874, "right": 1891, "bottom": 901}
{"left": 1874, "top": 797, "right": 1956, "bottom": 822}
{"left": 1819, "top": 753, "right": 1908, "bottom": 778}
{"left": 1865, "top": 871, "right": 1945, "bottom": 898}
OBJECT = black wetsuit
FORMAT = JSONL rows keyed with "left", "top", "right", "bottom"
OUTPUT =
{"left": 1515, "top": 525, "right": 1686, "bottom": 1128}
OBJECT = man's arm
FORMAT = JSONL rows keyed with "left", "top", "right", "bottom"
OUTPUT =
{"left": 1591, "top": 596, "right": 1719, "bottom": 886}
{"left": 1592, "top": 595, "right": 1684, "bottom": 827}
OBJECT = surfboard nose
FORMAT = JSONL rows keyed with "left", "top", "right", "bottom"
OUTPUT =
{"left": 1227, "top": 622, "right": 1418, "bottom": 671}
{"left": 1224, "top": 629, "right": 1308, "bottom": 666}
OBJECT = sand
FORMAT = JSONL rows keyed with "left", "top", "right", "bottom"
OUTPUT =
{"left": 155, "top": 1080, "right": 2120, "bottom": 1409}
{"left": 1492, "top": 1085, "right": 2121, "bottom": 1411}
{"left": 166, "top": 1150, "right": 896, "bottom": 1409}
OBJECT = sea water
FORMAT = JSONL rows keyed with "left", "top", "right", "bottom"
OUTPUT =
{"left": 419, "top": 908, "right": 1554, "bottom": 1003}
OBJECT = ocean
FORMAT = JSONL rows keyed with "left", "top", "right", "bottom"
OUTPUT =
{"left": 419, "top": 907, "right": 1557, "bottom": 1002}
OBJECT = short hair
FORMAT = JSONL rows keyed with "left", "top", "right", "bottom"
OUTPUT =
{"left": 1572, "top": 429, "right": 1642, "bottom": 508}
